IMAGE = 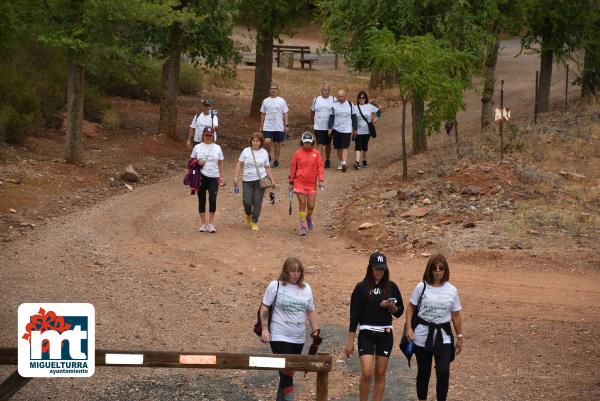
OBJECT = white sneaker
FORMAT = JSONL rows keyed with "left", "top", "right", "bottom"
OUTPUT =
{"left": 207, "top": 224, "right": 216, "bottom": 233}
{"left": 336, "top": 162, "right": 343, "bottom": 170}
{"left": 198, "top": 224, "right": 208, "bottom": 232}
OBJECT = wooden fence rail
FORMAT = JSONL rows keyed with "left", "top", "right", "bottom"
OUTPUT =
{"left": 0, "top": 347, "right": 332, "bottom": 400}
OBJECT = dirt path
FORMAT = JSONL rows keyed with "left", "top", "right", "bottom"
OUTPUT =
{"left": 1, "top": 44, "right": 599, "bottom": 401}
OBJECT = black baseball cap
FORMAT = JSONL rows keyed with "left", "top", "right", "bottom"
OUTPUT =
{"left": 203, "top": 99, "right": 214, "bottom": 106}
{"left": 369, "top": 252, "right": 388, "bottom": 269}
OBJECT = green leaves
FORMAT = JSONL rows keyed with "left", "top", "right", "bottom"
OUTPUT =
{"left": 367, "top": 29, "right": 473, "bottom": 133}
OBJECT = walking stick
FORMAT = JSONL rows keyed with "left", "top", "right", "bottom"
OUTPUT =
{"left": 288, "top": 190, "right": 293, "bottom": 215}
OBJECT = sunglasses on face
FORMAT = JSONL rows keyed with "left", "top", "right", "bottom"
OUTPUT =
{"left": 359, "top": 96, "right": 366, "bottom": 99}
{"left": 432, "top": 266, "right": 446, "bottom": 272}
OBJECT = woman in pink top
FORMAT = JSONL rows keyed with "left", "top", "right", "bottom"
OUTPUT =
{"left": 289, "top": 132, "right": 325, "bottom": 236}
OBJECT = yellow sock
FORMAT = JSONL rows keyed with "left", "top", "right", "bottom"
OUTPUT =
{"left": 299, "top": 211, "right": 307, "bottom": 219}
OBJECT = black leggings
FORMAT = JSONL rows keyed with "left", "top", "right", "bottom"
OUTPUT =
{"left": 270, "top": 341, "right": 304, "bottom": 401}
{"left": 197, "top": 174, "right": 219, "bottom": 214}
{"left": 414, "top": 344, "right": 453, "bottom": 401}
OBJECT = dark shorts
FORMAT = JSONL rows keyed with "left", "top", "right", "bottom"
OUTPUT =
{"left": 332, "top": 130, "right": 351, "bottom": 149}
{"left": 358, "top": 329, "right": 393, "bottom": 357}
{"left": 355, "top": 134, "right": 370, "bottom": 151}
{"left": 263, "top": 131, "right": 285, "bottom": 142}
{"left": 315, "top": 130, "right": 332, "bottom": 145}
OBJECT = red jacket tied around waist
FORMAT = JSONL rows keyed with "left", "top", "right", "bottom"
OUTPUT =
{"left": 289, "top": 148, "right": 324, "bottom": 194}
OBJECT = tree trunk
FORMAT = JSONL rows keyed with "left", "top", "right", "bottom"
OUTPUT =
{"left": 159, "top": 23, "right": 183, "bottom": 140}
{"left": 411, "top": 94, "right": 427, "bottom": 153}
{"left": 369, "top": 70, "right": 397, "bottom": 90}
{"left": 401, "top": 97, "right": 408, "bottom": 180}
{"left": 481, "top": 33, "right": 500, "bottom": 130}
{"left": 65, "top": 59, "right": 85, "bottom": 164}
{"left": 250, "top": 27, "right": 274, "bottom": 117}
{"left": 538, "top": 46, "right": 553, "bottom": 113}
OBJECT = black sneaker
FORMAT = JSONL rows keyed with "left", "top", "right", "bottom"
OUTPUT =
{"left": 272, "top": 160, "right": 279, "bottom": 168}
{"left": 362, "top": 160, "right": 368, "bottom": 168}
{"left": 324, "top": 160, "right": 330, "bottom": 169}
{"left": 341, "top": 163, "right": 347, "bottom": 172}
{"left": 353, "top": 161, "right": 360, "bottom": 170}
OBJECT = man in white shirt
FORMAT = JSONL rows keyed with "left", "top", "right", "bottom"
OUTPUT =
{"left": 328, "top": 90, "right": 357, "bottom": 172}
{"left": 259, "top": 83, "right": 289, "bottom": 168}
{"left": 187, "top": 99, "right": 219, "bottom": 148}
{"left": 311, "top": 83, "right": 335, "bottom": 168}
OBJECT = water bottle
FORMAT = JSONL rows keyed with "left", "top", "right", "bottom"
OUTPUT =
{"left": 234, "top": 184, "right": 240, "bottom": 194}
{"left": 269, "top": 192, "right": 275, "bottom": 204}
{"left": 406, "top": 340, "right": 414, "bottom": 356}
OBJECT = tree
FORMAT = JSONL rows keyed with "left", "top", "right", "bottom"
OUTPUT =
{"left": 437, "top": 1, "right": 525, "bottom": 130}
{"left": 238, "top": 0, "right": 303, "bottom": 116}
{"left": 367, "top": 29, "right": 472, "bottom": 179}
{"left": 318, "top": 0, "right": 475, "bottom": 153}
{"left": 522, "top": 0, "right": 588, "bottom": 113}
{"left": 580, "top": 0, "right": 600, "bottom": 98}
{"left": 152, "top": 0, "right": 239, "bottom": 140}
{"left": 17, "top": 0, "right": 169, "bottom": 163}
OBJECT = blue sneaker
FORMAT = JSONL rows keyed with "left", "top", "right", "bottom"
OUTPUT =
{"left": 306, "top": 216, "right": 314, "bottom": 230}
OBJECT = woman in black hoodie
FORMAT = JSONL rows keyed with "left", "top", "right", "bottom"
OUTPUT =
{"left": 344, "top": 252, "right": 404, "bottom": 401}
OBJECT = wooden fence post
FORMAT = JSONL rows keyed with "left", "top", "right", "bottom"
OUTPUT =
{"left": 316, "top": 371, "right": 329, "bottom": 401}
{"left": 0, "top": 370, "right": 32, "bottom": 400}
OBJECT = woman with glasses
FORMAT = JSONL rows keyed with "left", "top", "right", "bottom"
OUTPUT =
{"left": 353, "top": 91, "right": 381, "bottom": 169}
{"left": 404, "top": 254, "right": 463, "bottom": 401}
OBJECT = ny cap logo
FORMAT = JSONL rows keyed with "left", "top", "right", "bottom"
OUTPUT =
{"left": 377, "top": 255, "right": 384, "bottom": 263}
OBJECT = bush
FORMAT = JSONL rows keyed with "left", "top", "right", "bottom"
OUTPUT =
{"left": 89, "top": 56, "right": 162, "bottom": 102}
{"left": 101, "top": 108, "right": 121, "bottom": 130}
{"left": 84, "top": 85, "right": 110, "bottom": 123}
{"left": 0, "top": 65, "right": 39, "bottom": 143}
{"left": 179, "top": 62, "right": 203, "bottom": 95}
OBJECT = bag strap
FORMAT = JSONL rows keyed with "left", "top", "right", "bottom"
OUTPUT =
{"left": 357, "top": 103, "right": 368, "bottom": 122}
{"left": 250, "top": 149, "right": 264, "bottom": 178}
{"left": 269, "top": 281, "right": 280, "bottom": 331}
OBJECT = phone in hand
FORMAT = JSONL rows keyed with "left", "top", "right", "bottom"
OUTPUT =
{"left": 386, "top": 298, "right": 397, "bottom": 304}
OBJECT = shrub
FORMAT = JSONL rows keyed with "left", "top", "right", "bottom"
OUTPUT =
{"left": 0, "top": 65, "right": 39, "bottom": 143}
{"left": 89, "top": 56, "right": 162, "bottom": 102}
{"left": 84, "top": 85, "right": 110, "bottom": 123}
{"left": 101, "top": 108, "right": 121, "bottom": 130}
{"left": 179, "top": 62, "right": 203, "bottom": 95}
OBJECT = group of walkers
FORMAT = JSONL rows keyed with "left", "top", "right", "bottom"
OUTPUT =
{"left": 184, "top": 87, "right": 463, "bottom": 401}
{"left": 259, "top": 252, "right": 463, "bottom": 401}
{"left": 186, "top": 82, "right": 380, "bottom": 235}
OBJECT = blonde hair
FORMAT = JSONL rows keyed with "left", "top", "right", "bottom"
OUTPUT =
{"left": 278, "top": 256, "right": 305, "bottom": 288}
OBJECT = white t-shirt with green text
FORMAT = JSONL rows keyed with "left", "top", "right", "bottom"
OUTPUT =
{"left": 410, "top": 281, "right": 462, "bottom": 347}
{"left": 262, "top": 280, "right": 315, "bottom": 344}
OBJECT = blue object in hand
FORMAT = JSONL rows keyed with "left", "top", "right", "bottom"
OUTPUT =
{"left": 406, "top": 340, "right": 414, "bottom": 356}
{"left": 234, "top": 184, "right": 240, "bottom": 194}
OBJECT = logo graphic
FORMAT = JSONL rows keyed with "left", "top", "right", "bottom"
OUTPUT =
{"left": 18, "top": 303, "right": 95, "bottom": 377}
{"left": 377, "top": 255, "right": 384, "bottom": 263}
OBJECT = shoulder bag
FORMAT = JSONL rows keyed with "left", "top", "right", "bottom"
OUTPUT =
{"left": 357, "top": 104, "right": 377, "bottom": 138}
{"left": 254, "top": 281, "right": 279, "bottom": 337}
{"left": 250, "top": 149, "right": 274, "bottom": 189}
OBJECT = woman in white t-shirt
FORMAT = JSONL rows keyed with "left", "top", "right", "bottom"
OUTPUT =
{"left": 404, "top": 254, "right": 464, "bottom": 401}
{"left": 259, "top": 256, "right": 320, "bottom": 401}
{"left": 353, "top": 91, "right": 381, "bottom": 170}
{"left": 233, "top": 133, "right": 276, "bottom": 232}
{"left": 190, "top": 127, "right": 224, "bottom": 233}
